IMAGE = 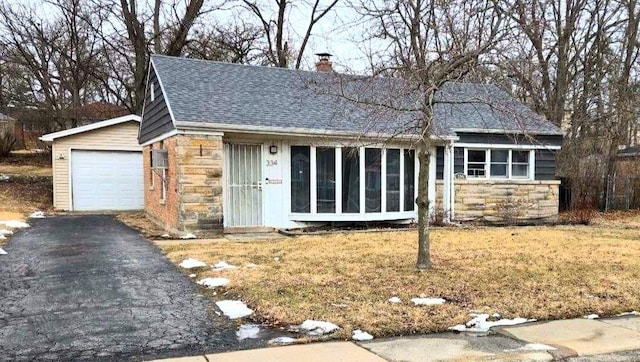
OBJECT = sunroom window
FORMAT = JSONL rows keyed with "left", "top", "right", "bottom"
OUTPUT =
{"left": 342, "top": 147, "right": 360, "bottom": 213}
{"left": 290, "top": 146, "right": 416, "bottom": 215}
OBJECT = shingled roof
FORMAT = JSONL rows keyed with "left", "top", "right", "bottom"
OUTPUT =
{"left": 150, "top": 55, "right": 562, "bottom": 139}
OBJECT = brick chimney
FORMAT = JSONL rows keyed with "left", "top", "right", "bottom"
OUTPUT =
{"left": 315, "top": 53, "right": 333, "bottom": 72}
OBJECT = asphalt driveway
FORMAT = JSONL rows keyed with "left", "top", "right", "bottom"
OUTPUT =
{"left": 0, "top": 215, "right": 242, "bottom": 361}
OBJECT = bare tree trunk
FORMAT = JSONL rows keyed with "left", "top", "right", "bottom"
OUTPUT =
{"left": 416, "top": 138, "right": 431, "bottom": 269}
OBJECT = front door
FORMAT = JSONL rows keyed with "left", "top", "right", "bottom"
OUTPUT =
{"left": 225, "top": 143, "right": 262, "bottom": 227}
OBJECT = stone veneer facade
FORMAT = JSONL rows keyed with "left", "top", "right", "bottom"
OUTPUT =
{"left": 436, "top": 180, "right": 560, "bottom": 221}
{"left": 144, "top": 134, "right": 224, "bottom": 234}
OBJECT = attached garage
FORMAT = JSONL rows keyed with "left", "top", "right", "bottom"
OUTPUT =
{"left": 40, "top": 115, "right": 143, "bottom": 211}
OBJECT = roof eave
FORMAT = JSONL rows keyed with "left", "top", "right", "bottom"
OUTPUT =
{"left": 174, "top": 121, "right": 459, "bottom": 142}
{"left": 39, "top": 114, "right": 141, "bottom": 142}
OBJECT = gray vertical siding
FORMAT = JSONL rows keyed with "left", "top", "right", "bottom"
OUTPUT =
{"left": 457, "top": 133, "right": 563, "bottom": 147}
{"left": 139, "top": 64, "right": 175, "bottom": 144}
{"left": 535, "top": 149, "right": 558, "bottom": 180}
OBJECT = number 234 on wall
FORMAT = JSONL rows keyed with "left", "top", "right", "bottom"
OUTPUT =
{"left": 266, "top": 160, "right": 278, "bottom": 167}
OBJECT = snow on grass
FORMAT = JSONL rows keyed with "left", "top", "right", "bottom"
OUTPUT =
{"left": 216, "top": 300, "right": 254, "bottom": 319}
{"left": 0, "top": 229, "right": 13, "bottom": 235}
{"left": 189, "top": 274, "right": 196, "bottom": 278}
{"left": 161, "top": 234, "right": 171, "bottom": 238}
{"left": 29, "top": 211, "right": 45, "bottom": 218}
{"left": 388, "top": 297, "right": 402, "bottom": 303}
{"left": 212, "top": 261, "right": 237, "bottom": 271}
{"left": 0, "top": 248, "right": 6, "bottom": 255}
{"left": 0, "top": 235, "right": 5, "bottom": 240}
{"left": 179, "top": 258, "right": 207, "bottom": 269}
{"left": 618, "top": 311, "right": 640, "bottom": 316}
{"left": 352, "top": 329, "right": 374, "bottom": 341}
{"left": 197, "top": 277, "right": 230, "bottom": 288}
{"left": 518, "top": 343, "right": 556, "bottom": 351}
{"left": 236, "top": 324, "right": 260, "bottom": 340}
{"left": 180, "top": 233, "right": 197, "bottom": 239}
{"left": 584, "top": 314, "right": 599, "bottom": 319}
{"left": 268, "top": 337, "right": 296, "bottom": 345}
{"left": 411, "top": 297, "right": 446, "bottom": 306}
{"left": 245, "top": 263, "right": 258, "bottom": 268}
{"left": 449, "top": 313, "right": 536, "bottom": 333}
{"left": 300, "top": 320, "right": 340, "bottom": 336}
{"left": 0, "top": 174, "right": 10, "bottom": 181}
{"left": 0, "top": 220, "right": 29, "bottom": 228}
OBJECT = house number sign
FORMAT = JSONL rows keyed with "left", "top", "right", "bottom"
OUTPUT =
{"left": 266, "top": 160, "right": 278, "bottom": 167}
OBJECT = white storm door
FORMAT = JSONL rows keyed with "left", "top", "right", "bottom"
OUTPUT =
{"left": 225, "top": 144, "right": 263, "bottom": 227}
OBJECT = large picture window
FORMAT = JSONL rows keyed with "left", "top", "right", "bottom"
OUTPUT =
{"left": 342, "top": 147, "right": 360, "bottom": 213}
{"left": 317, "top": 147, "right": 336, "bottom": 213}
{"left": 365, "top": 148, "right": 382, "bottom": 212}
{"left": 404, "top": 150, "right": 415, "bottom": 211}
{"left": 291, "top": 145, "right": 417, "bottom": 216}
{"left": 291, "top": 146, "right": 310, "bottom": 213}
{"left": 386, "top": 149, "right": 400, "bottom": 212}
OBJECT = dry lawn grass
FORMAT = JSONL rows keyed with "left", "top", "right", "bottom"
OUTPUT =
{"left": 159, "top": 220, "right": 640, "bottom": 339}
{"left": 0, "top": 151, "right": 53, "bottom": 218}
{"left": 0, "top": 151, "right": 51, "bottom": 177}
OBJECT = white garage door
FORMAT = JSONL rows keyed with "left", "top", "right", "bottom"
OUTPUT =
{"left": 71, "top": 150, "right": 144, "bottom": 211}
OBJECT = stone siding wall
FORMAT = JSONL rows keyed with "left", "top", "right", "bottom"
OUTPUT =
{"left": 435, "top": 180, "right": 560, "bottom": 221}
{"left": 144, "top": 134, "right": 224, "bottom": 234}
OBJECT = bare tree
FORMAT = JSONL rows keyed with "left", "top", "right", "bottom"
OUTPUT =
{"left": 358, "top": 0, "right": 507, "bottom": 269}
{"left": 242, "top": 0, "right": 339, "bottom": 68}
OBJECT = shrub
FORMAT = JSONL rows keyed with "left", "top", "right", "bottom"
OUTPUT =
{"left": 493, "top": 195, "right": 526, "bottom": 225}
{"left": 0, "top": 130, "right": 17, "bottom": 158}
{"left": 569, "top": 196, "right": 596, "bottom": 225}
{"left": 430, "top": 206, "right": 449, "bottom": 226}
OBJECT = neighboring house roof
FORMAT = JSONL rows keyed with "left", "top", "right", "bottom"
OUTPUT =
{"left": 149, "top": 55, "right": 562, "bottom": 140}
{"left": 39, "top": 114, "right": 141, "bottom": 142}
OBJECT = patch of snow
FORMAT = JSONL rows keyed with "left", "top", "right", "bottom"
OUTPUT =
{"left": 216, "top": 300, "right": 254, "bottom": 319}
{"left": 269, "top": 336, "right": 296, "bottom": 345}
{"left": 618, "top": 311, "right": 640, "bottom": 316}
{"left": 189, "top": 274, "right": 196, "bottom": 278}
{"left": 161, "top": 233, "right": 171, "bottom": 238}
{"left": 0, "top": 229, "right": 13, "bottom": 235}
{"left": 180, "top": 233, "right": 197, "bottom": 239}
{"left": 29, "top": 211, "right": 45, "bottom": 218}
{"left": 196, "top": 277, "right": 230, "bottom": 288}
{"left": 245, "top": 263, "right": 258, "bottom": 268}
{"left": 300, "top": 320, "right": 340, "bottom": 336}
{"left": 179, "top": 258, "right": 207, "bottom": 269}
{"left": 449, "top": 313, "right": 536, "bottom": 333}
{"left": 388, "top": 297, "right": 402, "bottom": 303}
{"left": 518, "top": 343, "right": 556, "bottom": 351}
{"left": 411, "top": 297, "right": 446, "bottom": 306}
{"left": 0, "top": 174, "right": 10, "bottom": 181}
{"left": 0, "top": 220, "right": 29, "bottom": 228}
{"left": 236, "top": 324, "right": 260, "bottom": 340}
{"left": 584, "top": 314, "right": 599, "bottom": 319}
{"left": 274, "top": 256, "right": 280, "bottom": 262}
{"left": 212, "top": 261, "right": 237, "bottom": 271}
{"left": 352, "top": 329, "right": 374, "bottom": 341}
{"left": 0, "top": 248, "right": 6, "bottom": 255}
{"left": 0, "top": 234, "right": 5, "bottom": 240}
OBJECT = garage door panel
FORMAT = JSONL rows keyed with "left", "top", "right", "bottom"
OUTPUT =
{"left": 71, "top": 151, "right": 144, "bottom": 211}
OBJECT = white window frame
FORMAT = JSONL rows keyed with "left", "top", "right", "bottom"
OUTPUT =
{"left": 150, "top": 82, "right": 155, "bottom": 102}
{"left": 489, "top": 149, "right": 509, "bottom": 178}
{"left": 463, "top": 147, "right": 534, "bottom": 180}
{"left": 289, "top": 144, "right": 418, "bottom": 221}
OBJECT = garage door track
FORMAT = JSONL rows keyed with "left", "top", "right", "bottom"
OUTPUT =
{"left": 0, "top": 215, "right": 241, "bottom": 361}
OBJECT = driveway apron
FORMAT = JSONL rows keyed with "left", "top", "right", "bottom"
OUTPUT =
{"left": 0, "top": 215, "right": 241, "bottom": 361}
